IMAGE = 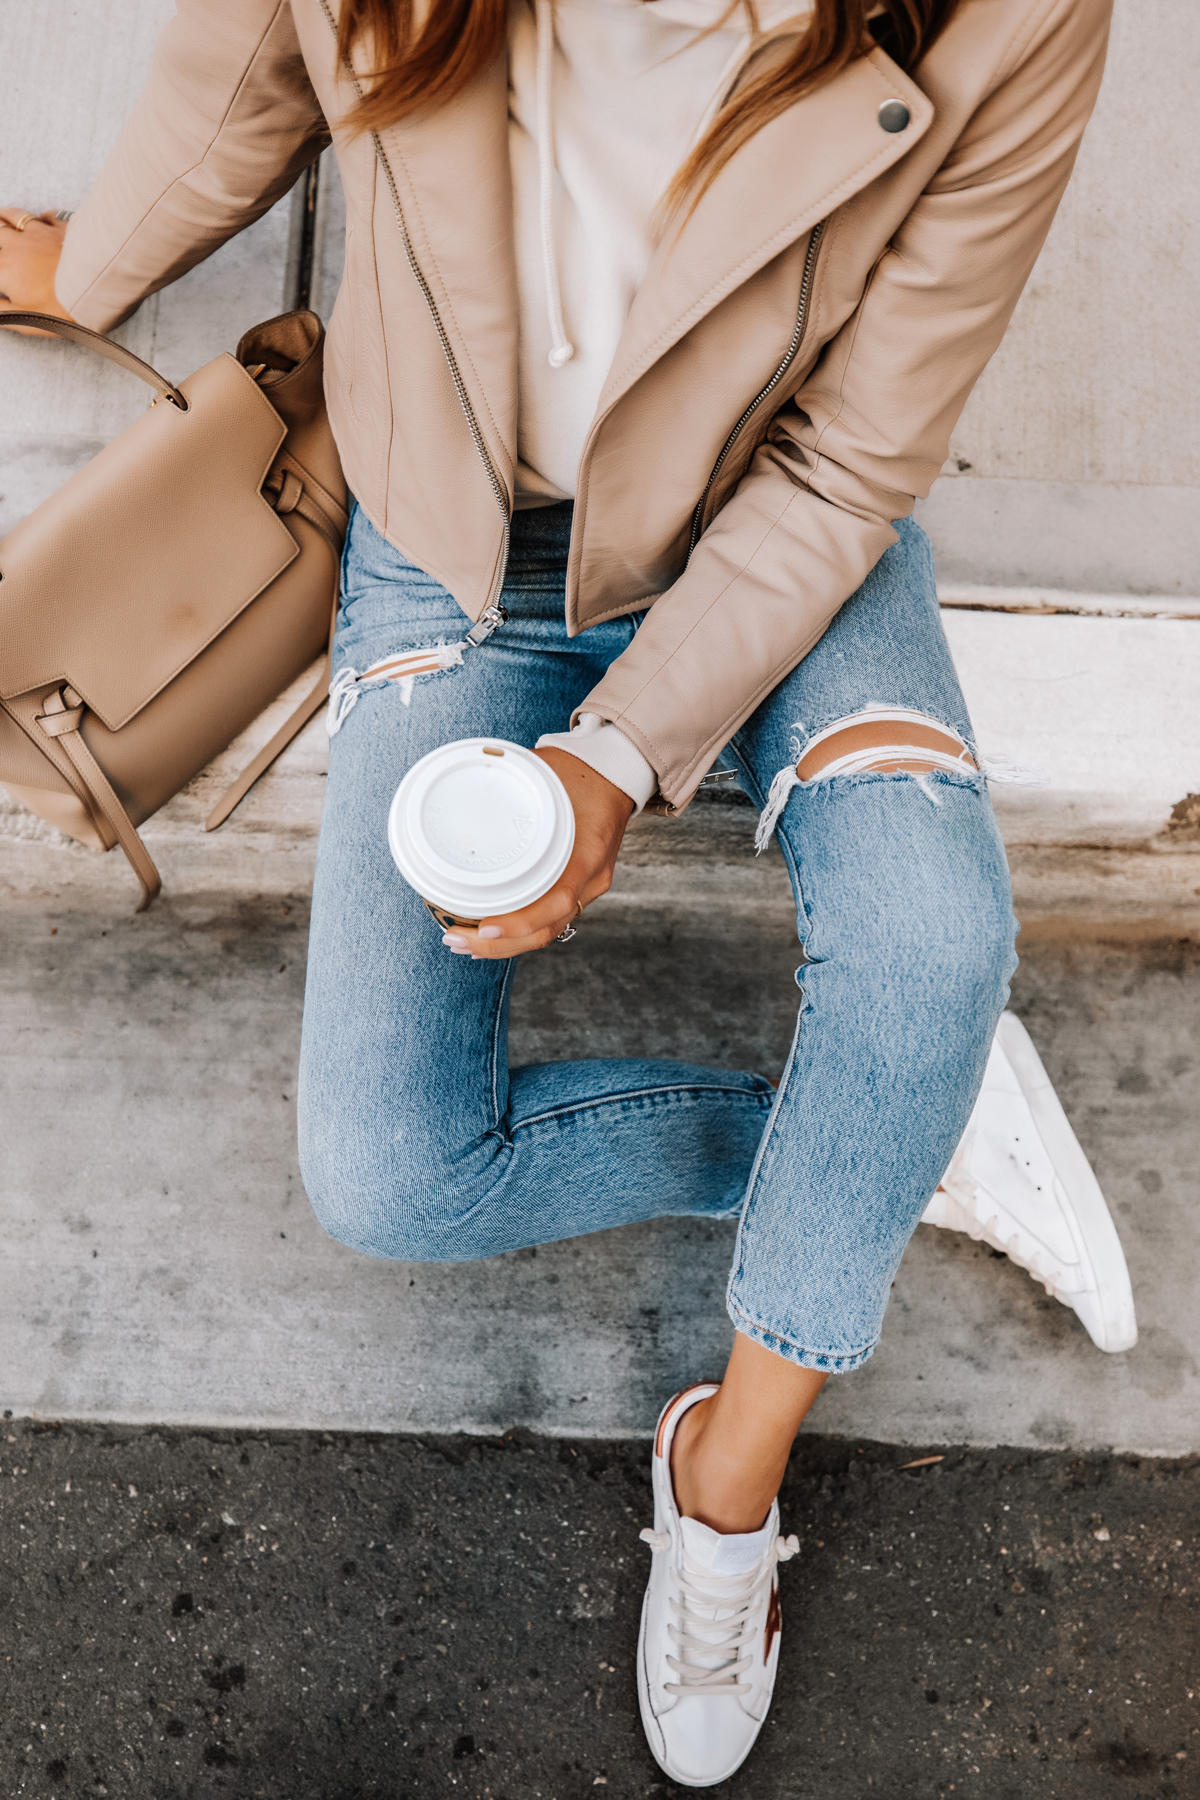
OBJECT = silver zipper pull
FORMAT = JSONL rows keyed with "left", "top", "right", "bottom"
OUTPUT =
{"left": 698, "top": 767, "right": 739, "bottom": 788}
{"left": 464, "top": 603, "right": 509, "bottom": 648}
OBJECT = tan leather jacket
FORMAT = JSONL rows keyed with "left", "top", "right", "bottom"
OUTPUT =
{"left": 57, "top": 0, "right": 1111, "bottom": 811}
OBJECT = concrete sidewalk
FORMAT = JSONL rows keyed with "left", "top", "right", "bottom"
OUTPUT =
{"left": 2, "top": 891, "right": 1196, "bottom": 1455}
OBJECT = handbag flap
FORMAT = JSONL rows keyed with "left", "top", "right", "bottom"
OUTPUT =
{"left": 0, "top": 354, "right": 298, "bottom": 731}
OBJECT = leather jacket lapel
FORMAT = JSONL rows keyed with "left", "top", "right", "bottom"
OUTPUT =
{"left": 362, "top": 34, "right": 930, "bottom": 488}
{"left": 596, "top": 46, "right": 933, "bottom": 420}
{"left": 328, "top": 19, "right": 929, "bottom": 501}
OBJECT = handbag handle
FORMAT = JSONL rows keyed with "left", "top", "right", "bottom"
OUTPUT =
{"left": 0, "top": 311, "right": 188, "bottom": 408}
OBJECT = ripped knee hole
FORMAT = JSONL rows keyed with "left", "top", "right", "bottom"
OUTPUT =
{"left": 753, "top": 708, "right": 978, "bottom": 854}
{"left": 796, "top": 708, "right": 976, "bottom": 780}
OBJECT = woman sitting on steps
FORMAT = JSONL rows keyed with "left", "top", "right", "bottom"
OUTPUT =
{"left": 0, "top": 0, "right": 1132, "bottom": 1781}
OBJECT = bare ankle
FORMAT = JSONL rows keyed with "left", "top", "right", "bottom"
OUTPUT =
{"left": 671, "top": 1399, "right": 771, "bottom": 1535}
{"left": 667, "top": 1343, "right": 826, "bottom": 1535}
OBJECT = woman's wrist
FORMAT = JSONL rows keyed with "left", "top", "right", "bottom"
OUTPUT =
{"left": 535, "top": 715, "right": 658, "bottom": 812}
{"left": 534, "top": 745, "right": 634, "bottom": 829}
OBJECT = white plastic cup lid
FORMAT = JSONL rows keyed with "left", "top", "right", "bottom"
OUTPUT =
{"left": 387, "top": 737, "right": 575, "bottom": 916}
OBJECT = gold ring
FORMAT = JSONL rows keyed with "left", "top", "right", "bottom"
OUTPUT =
{"left": 12, "top": 214, "right": 36, "bottom": 232}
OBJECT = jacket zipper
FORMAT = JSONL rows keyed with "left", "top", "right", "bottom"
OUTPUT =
{"left": 688, "top": 218, "right": 826, "bottom": 556}
{"left": 319, "top": 0, "right": 511, "bottom": 613}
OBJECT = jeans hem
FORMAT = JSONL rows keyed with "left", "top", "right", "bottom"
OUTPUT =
{"left": 728, "top": 1297, "right": 879, "bottom": 1374}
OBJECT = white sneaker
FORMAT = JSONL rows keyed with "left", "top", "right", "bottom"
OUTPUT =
{"left": 922, "top": 1012, "right": 1137, "bottom": 1352}
{"left": 637, "top": 1384, "right": 799, "bottom": 1789}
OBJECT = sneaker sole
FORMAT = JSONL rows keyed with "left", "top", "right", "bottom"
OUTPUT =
{"left": 996, "top": 1013, "right": 1137, "bottom": 1352}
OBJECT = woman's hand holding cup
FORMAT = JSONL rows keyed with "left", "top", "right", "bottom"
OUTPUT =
{"left": 387, "top": 735, "right": 634, "bottom": 959}
{"left": 445, "top": 749, "right": 633, "bottom": 959}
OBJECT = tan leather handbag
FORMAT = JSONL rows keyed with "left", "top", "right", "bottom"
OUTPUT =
{"left": 0, "top": 308, "right": 347, "bottom": 908}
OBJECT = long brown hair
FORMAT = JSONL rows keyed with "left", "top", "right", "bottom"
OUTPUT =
{"left": 338, "top": 0, "right": 959, "bottom": 214}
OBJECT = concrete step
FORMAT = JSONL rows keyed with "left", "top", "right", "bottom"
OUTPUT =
{"left": 2, "top": 603, "right": 1197, "bottom": 1457}
{"left": 2, "top": 890, "right": 1196, "bottom": 1455}
{"left": 4, "top": 604, "right": 1199, "bottom": 931}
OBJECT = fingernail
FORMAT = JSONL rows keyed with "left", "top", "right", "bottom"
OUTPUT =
{"left": 442, "top": 932, "right": 468, "bottom": 947}
{"left": 450, "top": 946, "right": 472, "bottom": 956}
{"left": 478, "top": 926, "right": 503, "bottom": 939}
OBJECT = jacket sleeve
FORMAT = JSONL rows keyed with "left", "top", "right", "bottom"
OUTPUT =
{"left": 56, "top": 0, "right": 329, "bottom": 331}
{"left": 575, "top": 0, "right": 1112, "bottom": 811}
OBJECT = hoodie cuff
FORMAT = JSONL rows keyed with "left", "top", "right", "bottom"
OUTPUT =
{"left": 535, "top": 714, "right": 658, "bottom": 813}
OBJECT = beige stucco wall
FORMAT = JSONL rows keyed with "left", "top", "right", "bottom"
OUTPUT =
{"left": 948, "top": 0, "right": 1198, "bottom": 495}
{"left": 916, "top": 0, "right": 1200, "bottom": 594}
{"left": 0, "top": 0, "right": 290, "bottom": 535}
{"left": 2, "top": 0, "right": 1197, "bottom": 590}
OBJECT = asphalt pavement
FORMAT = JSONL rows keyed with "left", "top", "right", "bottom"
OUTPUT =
{"left": 2, "top": 1420, "right": 1196, "bottom": 1800}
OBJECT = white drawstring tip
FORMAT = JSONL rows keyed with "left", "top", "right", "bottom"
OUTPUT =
{"left": 547, "top": 342, "right": 574, "bottom": 367}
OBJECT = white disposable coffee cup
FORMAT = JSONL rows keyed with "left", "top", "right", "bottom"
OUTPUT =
{"left": 387, "top": 737, "right": 576, "bottom": 929}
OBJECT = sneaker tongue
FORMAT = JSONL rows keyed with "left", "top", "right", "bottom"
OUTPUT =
{"left": 680, "top": 1514, "right": 773, "bottom": 1575}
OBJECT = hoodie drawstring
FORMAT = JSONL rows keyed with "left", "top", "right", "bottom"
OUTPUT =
{"left": 535, "top": 0, "right": 575, "bottom": 368}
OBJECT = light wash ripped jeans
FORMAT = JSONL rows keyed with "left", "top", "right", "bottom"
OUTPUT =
{"left": 298, "top": 502, "right": 1017, "bottom": 1373}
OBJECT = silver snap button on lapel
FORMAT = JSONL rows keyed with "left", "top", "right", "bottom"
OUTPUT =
{"left": 878, "top": 99, "right": 911, "bottom": 133}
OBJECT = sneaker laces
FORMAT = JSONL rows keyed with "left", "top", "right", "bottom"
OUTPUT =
{"left": 639, "top": 1527, "right": 799, "bottom": 1698}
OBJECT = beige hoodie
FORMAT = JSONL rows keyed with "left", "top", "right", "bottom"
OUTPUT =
{"left": 510, "top": 0, "right": 812, "bottom": 505}
{"left": 519, "top": 0, "right": 812, "bottom": 805}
